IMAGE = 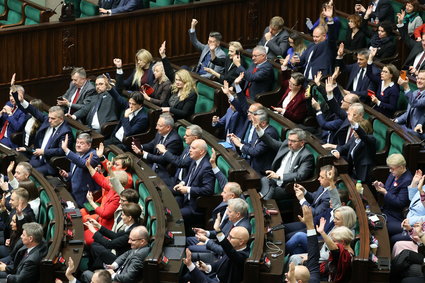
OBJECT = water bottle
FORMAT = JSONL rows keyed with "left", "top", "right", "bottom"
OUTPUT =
{"left": 356, "top": 180, "right": 364, "bottom": 195}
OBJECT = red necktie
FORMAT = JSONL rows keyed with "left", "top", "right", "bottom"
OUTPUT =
{"left": 72, "top": 88, "right": 81, "bottom": 104}
{"left": 245, "top": 67, "right": 258, "bottom": 97}
{"left": 0, "top": 106, "right": 16, "bottom": 140}
{"left": 416, "top": 52, "right": 425, "bottom": 70}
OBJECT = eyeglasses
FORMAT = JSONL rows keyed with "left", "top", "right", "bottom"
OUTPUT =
{"left": 248, "top": 110, "right": 258, "bottom": 115}
{"left": 252, "top": 54, "right": 264, "bottom": 58}
{"left": 288, "top": 139, "right": 301, "bottom": 143}
{"left": 129, "top": 238, "right": 144, "bottom": 242}
{"left": 228, "top": 234, "right": 242, "bottom": 240}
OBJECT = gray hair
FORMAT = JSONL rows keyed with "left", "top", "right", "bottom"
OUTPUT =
{"left": 228, "top": 198, "right": 248, "bottom": 217}
{"left": 209, "top": 31, "right": 222, "bottom": 42}
{"left": 253, "top": 45, "right": 267, "bottom": 55}
{"left": 160, "top": 113, "right": 174, "bottom": 127}
{"left": 134, "top": 225, "right": 149, "bottom": 240}
{"left": 49, "top": 106, "right": 65, "bottom": 118}
{"left": 357, "top": 49, "right": 370, "bottom": 58}
{"left": 77, "top": 133, "right": 92, "bottom": 144}
{"left": 226, "top": 182, "right": 242, "bottom": 197}
{"left": 187, "top": 124, "right": 203, "bottom": 138}
{"left": 256, "top": 109, "right": 269, "bottom": 123}
{"left": 288, "top": 128, "right": 306, "bottom": 141}
{"left": 10, "top": 85, "right": 25, "bottom": 94}
{"left": 71, "top": 67, "right": 87, "bottom": 78}
{"left": 23, "top": 222, "right": 44, "bottom": 244}
{"left": 349, "top": 103, "right": 364, "bottom": 116}
{"left": 17, "top": 162, "right": 32, "bottom": 175}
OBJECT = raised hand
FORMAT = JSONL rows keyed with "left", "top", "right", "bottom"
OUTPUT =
{"left": 10, "top": 73, "right": 16, "bottom": 86}
{"left": 113, "top": 58, "right": 122, "bottom": 69}
{"left": 209, "top": 148, "right": 217, "bottom": 168}
{"left": 314, "top": 71, "right": 323, "bottom": 86}
{"left": 191, "top": 19, "right": 198, "bottom": 29}
{"left": 96, "top": 142, "right": 104, "bottom": 158}
{"left": 159, "top": 41, "right": 167, "bottom": 58}
{"left": 7, "top": 161, "right": 14, "bottom": 174}
{"left": 337, "top": 42, "right": 344, "bottom": 57}
{"left": 61, "top": 134, "right": 69, "bottom": 152}
{"left": 316, "top": 217, "right": 327, "bottom": 234}
{"left": 325, "top": 77, "right": 336, "bottom": 93}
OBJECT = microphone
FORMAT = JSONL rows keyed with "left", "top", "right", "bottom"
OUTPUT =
{"left": 290, "top": 20, "right": 299, "bottom": 31}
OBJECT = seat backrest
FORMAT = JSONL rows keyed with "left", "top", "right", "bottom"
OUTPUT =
{"left": 195, "top": 82, "right": 215, "bottom": 114}
{"left": 0, "top": 0, "right": 7, "bottom": 15}
{"left": 389, "top": 0, "right": 403, "bottom": 22}
{"left": 337, "top": 16, "right": 348, "bottom": 42}
{"left": 373, "top": 119, "right": 389, "bottom": 152}
{"left": 269, "top": 118, "right": 286, "bottom": 141}
{"left": 215, "top": 156, "right": 230, "bottom": 193}
{"left": 24, "top": 5, "right": 40, "bottom": 25}
{"left": 388, "top": 132, "right": 404, "bottom": 155}
{"left": 79, "top": 0, "right": 99, "bottom": 18}
{"left": 305, "top": 144, "right": 319, "bottom": 170}
{"left": 6, "top": 0, "right": 23, "bottom": 24}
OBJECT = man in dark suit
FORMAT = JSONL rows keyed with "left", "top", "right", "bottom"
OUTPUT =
{"left": 182, "top": 226, "right": 250, "bottom": 283}
{"left": 322, "top": 82, "right": 361, "bottom": 149}
{"left": 189, "top": 19, "right": 226, "bottom": 79}
{"left": 395, "top": 71, "right": 425, "bottom": 136}
{"left": 59, "top": 133, "right": 100, "bottom": 208}
{"left": 258, "top": 16, "right": 290, "bottom": 59}
{"left": 234, "top": 46, "right": 275, "bottom": 99}
{"left": 158, "top": 124, "right": 202, "bottom": 186}
{"left": 99, "top": 0, "right": 142, "bottom": 14}
{"left": 355, "top": 0, "right": 395, "bottom": 23}
{"left": 284, "top": 165, "right": 337, "bottom": 240}
{"left": 336, "top": 47, "right": 380, "bottom": 101}
{"left": 332, "top": 105, "right": 376, "bottom": 182}
{"left": 104, "top": 88, "right": 148, "bottom": 151}
{"left": 291, "top": 7, "right": 337, "bottom": 79}
{"left": 188, "top": 198, "right": 251, "bottom": 263}
{"left": 69, "top": 75, "right": 119, "bottom": 133}
{"left": 257, "top": 127, "right": 314, "bottom": 201}
{"left": 397, "top": 14, "right": 425, "bottom": 73}
{"left": 13, "top": 92, "right": 73, "bottom": 176}
{"left": 132, "top": 114, "right": 183, "bottom": 188}
{"left": 82, "top": 226, "right": 150, "bottom": 283}
{"left": 57, "top": 67, "right": 96, "bottom": 114}
{"left": 0, "top": 222, "right": 47, "bottom": 283}
{"left": 0, "top": 85, "right": 26, "bottom": 149}
{"left": 285, "top": 206, "right": 320, "bottom": 283}
{"left": 173, "top": 139, "right": 214, "bottom": 227}
{"left": 212, "top": 101, "right": 245, "bottom": 143}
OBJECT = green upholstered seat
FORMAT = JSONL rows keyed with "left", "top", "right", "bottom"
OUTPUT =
{"left": 245, "top": 196, "right": 254, "bottom": 215}
{"left": 0, "top": 0, "right": 23, "bottom": 26}
{"left": 195, "top": 82, "right": 214, "bottom": 114}
{"left": 269, "top": 118, "right": 286, "bottom": 141}
{"left": 305, "top": 144, "right": 319, "bottom": 169}
{"left": 389, "top": 0, "right": 403, "bottom": 22}
{"left": 24, "top": 4, "right": 41, "bottom": 25}
{"left": 79, "top": 0, "right": 99, "bottom": 18}
{"left": 0, "top": 0, "right": 6, "bottom": 16}
{"left": 388, "top": 132, "right": 404, "bottom": 155}
{"left": 337, "top": 16, "right": 348, "bottom": 42}
{"left": 373, "top": 119, "right": 388, "bottom": 152}
{"left": 150, "top": 0, "right": 173, "bottom": 8}
{"left": 215, "top": 156, "right": 229, "bottom": 193}
{"left": 250, "top": 217, "right": 256, "bottom": 234}
{"left": 174, "top": 0, "right": 191, "bottom": 4}
{"left": 107, "top": 151, "right": 116, "bottom": 161}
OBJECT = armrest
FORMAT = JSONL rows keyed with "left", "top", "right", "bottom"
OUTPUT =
{"left": 49, "top": 156, "right": 70, "bottom": 172}
{"left": 100, "top": 121, "right": 119, "bottom": 138}
{"left": 10, "top": 132, "right": 23, "bottom": 147}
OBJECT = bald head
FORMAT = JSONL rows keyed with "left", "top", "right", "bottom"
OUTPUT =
{"left": 228, "top": 226, "right": 249, "bottom": 250}
{"left": 189, "top": 139, "right": 208, "bottom": 161}
{"left": 294, "top": 265, "right": 310, "bottom": 282}
{"left": 313, "top": 26, "right": 326, "bottom": 44}
{"left": 341, "top": 93, "right": 360, "bottom": 111}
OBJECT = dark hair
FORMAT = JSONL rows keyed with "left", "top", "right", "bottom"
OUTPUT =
{"left": 347, "top": 14, "right": 362, "bottom": 28}
{"left": 291, "top": 72, "right": 306, "bottom": 86}
{"left": 406, "top": 0, "right": 420, "bottom": 12}
{"left": 120, "top": 189, "right": 139, "bottom": 204}
{"left": 122, "top": 203, "right": 142, "bottom": 225}
{"left": 114, "top": 154, "right": 132, "bottom": 170}
{"left": 18, "top": 180, "right": 38, "bottom": 201}
{"left": 379, "top": 21, "right": 394, "bottom": 37}
{"left": 130, "top": 92, "right": 144, "bottom": 106}
{"left": 209, "top": 31, "right": 222, "bottom": 42}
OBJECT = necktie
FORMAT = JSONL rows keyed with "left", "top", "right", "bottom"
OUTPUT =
{"left": 0, "top": 106, "right": 16, "bottom": 140}
{"left": 356, "top": 69, "right": 365, "bottom": 91}
{"left": 186, "top": 164, "right": 197, "bottom": 186}
{"left": 152, "top": 136, "right": 165, "bottom": 171}
{"left": 416, "top": 52, "right": 425, "bottom": 70}
{"left": 283, "top": 151, "right": 293, "bottom": 174}
{"left": 346, "top": 127, "right": 354, "bottom": 143}
{"left": 245, "top": 67, "right": 258, "bottom": 98}
{"left": 72, "top": 88, "right": 81, "bottom": 104}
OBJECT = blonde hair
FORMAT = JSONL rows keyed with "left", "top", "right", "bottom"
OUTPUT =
{"left": 152, "top": 62, "right": 169, "bottom": 84}
{"left": 331, "top": 226, "right": 354, "bottom": 245}
{"left": 229, "top": 41, "right": 243, "bottom": 52}
{"left": 171, "top": 69, "right": 197, "bottom": 101}
{"left": 386, "top": 153, "right": 406, "bottom": 167}
{"left": 335, "top": 206, "right": 357, "bottom": 229}
{"left": 132, "top": 49, "right": 153, "bottom": 87}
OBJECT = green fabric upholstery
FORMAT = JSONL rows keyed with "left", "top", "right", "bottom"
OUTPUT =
{"left": 269, "top": 118, "right": 285, "bottom": 141}
{"left": 174, "top": 0, "right": 191, "bottom": 3}
{"left": 0, "top": 0, "right": 23, "bottom": 25}
{"left": 373, "top": 119, "right": 388, "bottom": 152}
{"left": 389, "top": 132, "right": 404, "bottom": 155}
{"left": 132, "top": 173, "right": 139, "bottom": 189}
{"left": 40, "top": 189, "right": 51, "bottom": 206}
{"left": 46, "top": 222, "right": 55, "bottom": 242}
{"left": 242, "top": 55, "right": 252, "bottom": 69}
{"left": 149, "top": 218, "right": 157, "bottom": 236}
{"left": 107, "top": 152, "right": 116, "bottom": 161}
{"left": 215, "top": 156, "right": 229, "bottom": 193}
{"left": 250, "top": 217, "right": 256, "bottom": 234}
{"left": 150, "top": 0, "right": 173, "bottom": 7}
{"left": 195, "top": 82, "right": 214, "bottom": 114}
{"left": 0, "top": 0, "right": 5, "bottom": 15}
{"left": 143, "top": 0, "right": 149, "bottom": 8}
{"left": 305, "top": 144, "right": 319, "bottom": 169}
{"left": 178, "top": 126, "right": 188, "bottom": 147}
{"left": 24, "top": 5, "right": 40, "bottom": 25}
{"left": 389, "top": 0, "right": 403, "bottom": 22}
{"left": 337, "top": 16, "right": 348, "bottom": 42}
{"left": 80, "top": 0, "right": 99, "bottom": 18}
{"left": 245, "top": 196, "right": 254, "bottom": 215}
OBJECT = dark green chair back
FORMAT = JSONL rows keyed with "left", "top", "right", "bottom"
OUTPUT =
{"left": 0, "top": 0, "right": 23, "bottom": 25}
{"left": 373, "top": 119, "right": 388, "bottom": 152}
{"left": 215, "top": 156, "right": 230, "bottom": 193}
{"left": 79, "top": 0, "right": 99, "bottom": 18}
{"left": 390, "top": 0, "right": 403, "bottom": 22}
{"left": 195, "top": 82, "right": 215, "bottom": 114}
{"left": 0, "top": 0, "right": 6, "bottom": 15}
{"left": 388, "top": 132, "right": 404, "bottom": 155}
{"left": 337, "top": 16, "right": 348, "bottom": 42}
{"left": 305, "top": 144, "right": 319, "bottom": 169}
{"left": 150, "top": 0, "right": 173, "bottom": 7}
{"left": 269, "top": 118, "right": 286, "bottom": 141}
{"left": 24, "top": 5, "right": 40, "bottom": 25}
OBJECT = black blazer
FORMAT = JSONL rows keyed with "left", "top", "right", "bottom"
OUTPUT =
{"left": 210, "top": 56, "right": 241, "bottom": 85}
{"left": 93, "top": 224, "right": 135, "bottom": 257}
{"left": 344, "top": 29, "right": 367, "bottom": 51}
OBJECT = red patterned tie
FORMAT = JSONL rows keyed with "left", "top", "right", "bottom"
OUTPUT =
{"left": 245, "top": 67, "right": 258, "bottom": 97}
{"left": 0, "top": 106, "right": 16, "bottom": 140}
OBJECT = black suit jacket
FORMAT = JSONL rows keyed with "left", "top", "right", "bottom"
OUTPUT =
{"left": 93, "top": 224, "right": 135, "bottom": 257}
{"left": 399, "top": 23, "right": 425, "bottom": 70}
{"left": 258, "top": 27, "right": 290, "bottom": 59}
{"left": 163, "top": 146, "right": 191, "bottom": 184}
{"left": 337, "top": 125, "right": 376, "bottom": 182}
{"left": 62, "top": 81, "right": 96, "bottom": 112}
{"left": 6, "top": 242, "right": 48, "bottom": 283}
{"left": 370, "top": 0, "right": 395, "bottom": 23}
{"left": 190, "top": 236, "right": 249, "bottom": 283}
{"left": 144, "top": 129, "right": 183, "bottom": 187}
{"left": 113, "top": 246, "right": 150, "bottom": 283}
{"left": 210, "top": 56, "right": 241, "bottom": 85}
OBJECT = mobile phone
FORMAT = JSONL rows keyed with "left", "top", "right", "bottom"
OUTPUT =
{"left": 132, "top": 137, "right": 141, "bottom": 149}
{"left": 401, "top": 70, "right": 407, "bottom": 80}
{"left": 276, "top": 55, "right": 283, "bottom": 59}
{"left": 367, "top": 90, "right": 375, "bottom": 97}
{"left": 235, "top": 50, "right": 240, "bottom": 56}
{"left": 57, "top": 96, "right": 65, "bottom": 101}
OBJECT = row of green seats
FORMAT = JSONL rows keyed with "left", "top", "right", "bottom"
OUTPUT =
{"left": 0, "top": 0, "right": 52, "bottom": 26}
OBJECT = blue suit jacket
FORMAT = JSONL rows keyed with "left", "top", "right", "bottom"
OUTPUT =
{"left": 67, "top": 149, "right": 101, "bottom": 207}
{"left": 182, "top": 155, "right": 215, "bottom": 214}
{"left": 303, "top": 186, "right": 331, "bottom": 217}
{"left": 396, "top": 89, "right": 425, "bottom": 128}
{"left": 298, "top": 22, "right": 337, "bottom": 78}
{"left": 366, "top": 63, "right": 399, "bottom": 117}
{"left": 163, "top": 145, "right": 191, "bottom": 184}
{"left": 0, "top": 102, "right": 27, "bottom": 148}
{"left": 237, "top": 61, "right": 274, "bottom": 99}
{"left": 109, "top": 87, "right": 148, "bottom": 137}
{"left": 111, "top": 0, "right": 142, "bottom": 14}
{"left": 336, "top": 58, "right": 380, "bottom": 99}
{"left": 382, "top": 170, "right": 413, "bottom": 222}
{"left": 214, "top": 107, "right": 246, "bottom": 139}
{"left": 307, "top": 234, "right": 321, "bottom": 283}
{"left": 144, "top": 130, "right": 183, "bottom": 187}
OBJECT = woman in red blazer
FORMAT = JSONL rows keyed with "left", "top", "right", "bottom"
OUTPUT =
{"left": 273, "top": 58, "right": 308, "bottom": 123}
